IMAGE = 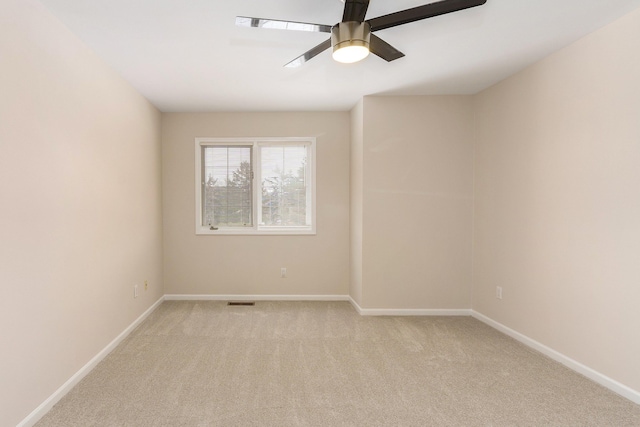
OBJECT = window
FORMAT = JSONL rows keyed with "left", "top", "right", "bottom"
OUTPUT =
{"left": 195, "top": 137, "right": 316, "bottom": 235}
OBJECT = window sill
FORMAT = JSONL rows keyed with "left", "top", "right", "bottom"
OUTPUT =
{"left": 196, "top": 227, "right": 316, "bottom": 236}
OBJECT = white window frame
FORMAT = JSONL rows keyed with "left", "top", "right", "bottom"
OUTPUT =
{"left": 195, "top": 137, "right": 316, "bottom": 235}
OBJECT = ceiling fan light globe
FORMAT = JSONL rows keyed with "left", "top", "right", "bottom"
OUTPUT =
{"left": 332, "top": 45, "right": 370, "bottom": 63}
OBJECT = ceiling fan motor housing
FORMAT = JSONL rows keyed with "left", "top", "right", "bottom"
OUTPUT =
{"left": 331, "top": 21, "right": 371, "bottom": 63}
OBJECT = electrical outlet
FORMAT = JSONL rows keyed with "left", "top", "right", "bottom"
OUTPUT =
{"left": 134, "top": 285, "right": 139, "bottom": 298}
{"left": 144, "top": 280, "right": 148, "bottom": 291}
{"left": 496, "top": 286, "right": 503, "bottom": 300}
{"left": 280, "top": 268, "right": 287, "bottom": 278}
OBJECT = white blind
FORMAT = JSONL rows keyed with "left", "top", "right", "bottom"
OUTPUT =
{"left": 260, "top": 145, "right": 309, "bottom": 227}
{"left": 203, "top": 146, "right": 252, "bottom": 227}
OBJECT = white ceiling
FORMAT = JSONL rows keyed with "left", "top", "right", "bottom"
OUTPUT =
{"left": 37, "top": 0, "right": 640, "bottom": 112}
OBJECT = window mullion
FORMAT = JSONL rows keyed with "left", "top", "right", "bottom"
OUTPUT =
{"left": 306, "top": 145, "right": 312, "bottom": 226}
{"left": 254, "top": 143, "right": 261, "bottom": 230}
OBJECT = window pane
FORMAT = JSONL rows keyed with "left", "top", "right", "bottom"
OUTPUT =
{"left": 261, "top": 145, "right": 308, "bottom": 227}
{"left": 203, "top": 146, "right": 252, "bottom": 227}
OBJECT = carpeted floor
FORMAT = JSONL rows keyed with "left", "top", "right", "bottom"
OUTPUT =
{"left": 37, "top": 301, "right": 640, "bottom": 426}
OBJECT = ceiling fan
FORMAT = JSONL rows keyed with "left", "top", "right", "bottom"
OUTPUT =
{"left": 236, "top": 0, "right": 487, "bottom": 67}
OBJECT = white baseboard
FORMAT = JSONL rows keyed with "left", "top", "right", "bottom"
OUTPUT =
{"left": 472, "top": 310, "right": 640, "bottom": 405}
{"left": 348, "top": 296, "right": 472, "bottom": 316}
{"left": 18, "top": 296, "right": 165, "bottom": 427}
{"left": 164, "top": 294, "right": 350, "bottom": 302}
{"left": 19, "top": 296, "right": 639, "bottom": 427}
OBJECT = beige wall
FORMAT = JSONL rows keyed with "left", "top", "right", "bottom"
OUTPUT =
{"left": 0, "top": 1, "right": 163, "bottom": 425}
{"left": 473, "top": 7, "right": 640, "bottom": 392}
{"left": 162, "top": 112, "right": 350, "bottom": 296}
{"left": 358, "top": 96, "right": 474, "bottom": 309}
{"left": 349, "top": 100, "right": 364, "bottom": 305}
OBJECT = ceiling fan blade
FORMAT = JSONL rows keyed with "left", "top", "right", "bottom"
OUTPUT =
{"left": 367, "top": 0, "right": 486, "bottom": 32}
{"left": 369, "top": 34, "right": 405, "bottom": 62}
{"left": 284, "top": 39, "right": 332, "bottom": 68}
{"left": 236, "top": 16, "right": 331, "bottom": 33}
{"left": 342, "top": 0, "right": 370, "bottom": 22}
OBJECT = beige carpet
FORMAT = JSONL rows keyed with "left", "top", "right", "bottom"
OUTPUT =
{"left": 37, "top": 301, "right": 640, "bottom": 426}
